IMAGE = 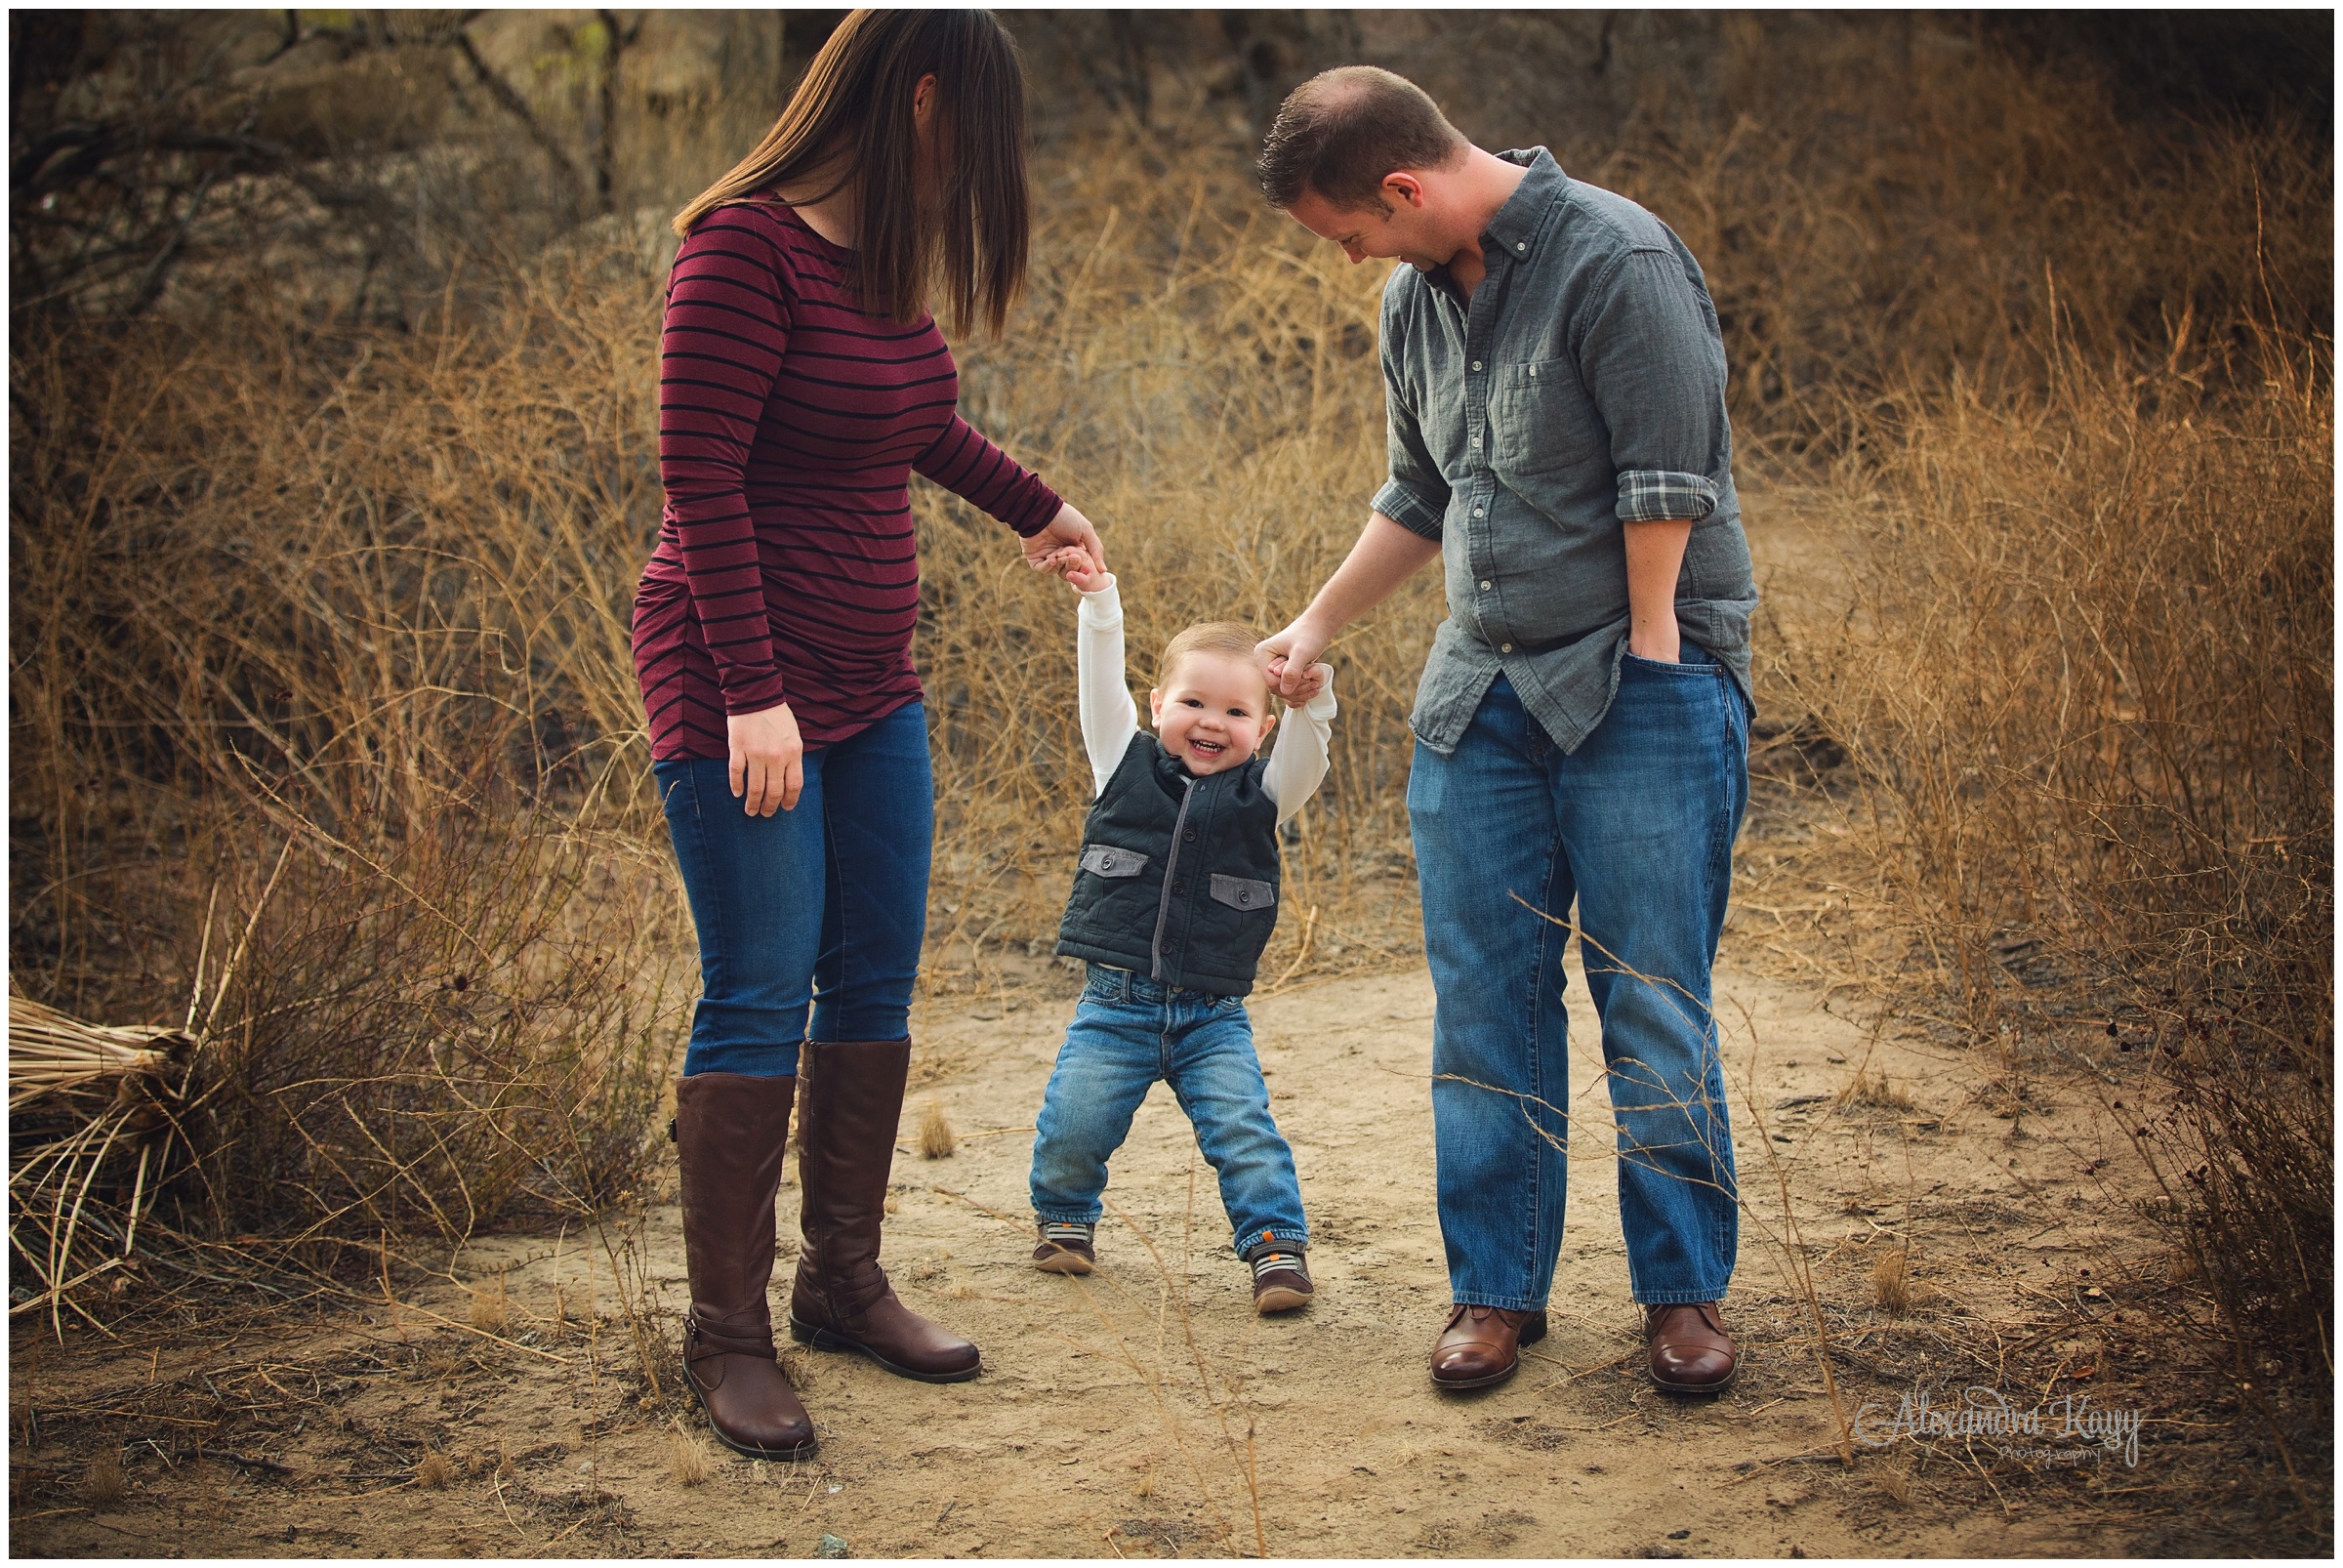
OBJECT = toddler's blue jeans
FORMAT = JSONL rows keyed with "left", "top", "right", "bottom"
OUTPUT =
{"left": 1031, "top": 965, "right": 1308, "bottom": 1259}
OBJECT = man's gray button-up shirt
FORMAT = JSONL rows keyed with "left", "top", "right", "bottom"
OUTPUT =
{"left": 1370, "top": 147, "right": 1758, "bottom": 756}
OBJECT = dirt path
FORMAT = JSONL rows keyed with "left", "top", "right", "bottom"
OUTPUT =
{"left": 15, "top": 491, "right": 2193, "bottom": 1556}
{"left": 15, "top": 949, "right": 2169, "bottom": 1559}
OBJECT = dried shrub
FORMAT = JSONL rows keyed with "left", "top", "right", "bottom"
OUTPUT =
{"left": 414, "top": 1451, "right": 457, "bottom": 1491}
{"left": 919, "top": 1096, "right": 958, "bottom": 1160}
{"left": 1870, "top": 1247, "right": 1912, "bottom": 1316}
{"left": 666, "top": 1424, "right": 713, "bottom": 1487}
{"left": 83, "top": 1449, "right": 129, "bottom": 1506}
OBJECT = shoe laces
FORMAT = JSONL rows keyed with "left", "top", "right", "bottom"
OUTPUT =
{"left": 1251, "top": 1250, "right": 1304, "bottom": 1281}
{"left": 1040, "top": 1221, "right": 1094, "bottom": 1246}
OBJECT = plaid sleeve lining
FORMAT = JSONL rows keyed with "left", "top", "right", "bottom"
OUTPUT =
{"left": 1616, "top": 469, "right": 1718, "bottom": 524}
{"left": 1373, "top": 478, "right": 1446, "bottom": 541}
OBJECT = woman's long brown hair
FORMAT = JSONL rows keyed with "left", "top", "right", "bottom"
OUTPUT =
{"left": 671, "top": 10, "right": 1030, "bottom": 339}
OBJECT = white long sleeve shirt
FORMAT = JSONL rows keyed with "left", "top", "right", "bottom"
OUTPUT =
{"left": 1076, "top": 577, "right": 1336, "bottom": 827}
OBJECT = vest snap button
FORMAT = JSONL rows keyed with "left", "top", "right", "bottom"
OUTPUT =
{"left": 1172, "top": 880, "right": 1186, "bottom": 894}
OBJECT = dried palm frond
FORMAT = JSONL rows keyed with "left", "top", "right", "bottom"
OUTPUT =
{"left": 9, "top": 995, "right": 198, "bottom": 1340}
{"left": 10, "top": 997, "right": 193, "bottom": 1110}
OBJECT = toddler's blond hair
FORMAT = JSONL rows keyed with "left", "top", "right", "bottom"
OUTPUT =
{"left": 1156, "top": 621, "right": 1267, "bottom": 696}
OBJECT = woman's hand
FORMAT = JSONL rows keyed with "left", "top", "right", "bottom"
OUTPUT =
{"left": 1039, "top": 544, "right": 1113, "bottom": 594}
{"left": 728, "top": 703, "right": 804, "bottom": 816}
{"left": 1022, "top": 502, "right": 1107, "bottom": 580}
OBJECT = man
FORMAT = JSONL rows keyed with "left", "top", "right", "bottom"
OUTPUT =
{"left": 1254, "top": 66, "right": 1758, "bottom": 1393}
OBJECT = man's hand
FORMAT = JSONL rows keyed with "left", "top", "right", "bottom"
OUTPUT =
{"left": 728, "top": 702, "right": 804, "bottom": 816}
{"left": 1263, "top": 656, "right": 1334, "bottom": 706}
{"left": 1256, "top": 620, "right": 1336, "bottom": 704}
{"left": 1022, "top": 503, "right": 1106, "bottom": 580}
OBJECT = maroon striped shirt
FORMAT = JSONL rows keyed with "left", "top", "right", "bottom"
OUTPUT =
{"left": 632, "top": 199, "right": 1060, "bottom": 760}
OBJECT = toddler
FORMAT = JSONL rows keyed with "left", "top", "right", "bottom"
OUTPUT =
{"left": 1024, "top": 547, "right": 1336, "bottom": 1314}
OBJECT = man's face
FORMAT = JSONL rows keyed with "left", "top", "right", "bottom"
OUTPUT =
{"left": 1286, "top": 179, "right": 1452, "bottom": 272}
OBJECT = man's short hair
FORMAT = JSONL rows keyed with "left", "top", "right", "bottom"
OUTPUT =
{"left": 1158, "top": 622, "right": 1266, "bottom": 696}
{"left": 1257, "top": 65, "right": 1468, "bottom": 211}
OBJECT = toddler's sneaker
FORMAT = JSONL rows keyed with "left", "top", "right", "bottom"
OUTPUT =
{"left": 1248, "top": 1243, "right": 1314, "bottom": 1314}
{"left": 1032, "top": 1220, "right": 1096, "bottom": 1275}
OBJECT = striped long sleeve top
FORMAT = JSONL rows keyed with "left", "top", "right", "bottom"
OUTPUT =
{"left": 632, "top": 199, "right": 1062, "bottom": 760}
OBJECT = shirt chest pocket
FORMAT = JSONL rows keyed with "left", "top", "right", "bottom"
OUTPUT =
{"left": 1488, "top": 356, "right": 1602, "bottom": 480}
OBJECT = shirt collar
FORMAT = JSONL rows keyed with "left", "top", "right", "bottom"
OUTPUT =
{"left": 1481, "top": 146, "right": 1567, "bottom": 264}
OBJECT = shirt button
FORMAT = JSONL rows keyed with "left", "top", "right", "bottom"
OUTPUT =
{"left": 1479, "top": 579, "right": 1493, "bottom": 591}
{"left": 1471, "top": 360, "right": 1483, "bottom": 371}
{"left": 1515, "top": 241, "right": 1527, "bottom": 252}
{"left": 1473, "top": 507, "right": 1486, "bottom": 518}
{"left": 1500, "top": 643, "right": 1514, "bottom": 653}
{"left": 1470, "top": 434, "right": 1482, "bottom": 448}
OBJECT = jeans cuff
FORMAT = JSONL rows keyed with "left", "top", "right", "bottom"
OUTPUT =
{"left": 1633, "top": 1287, "right": 1730, "bottom": 1306}
{"left": 1238, "top": 1232, "right": 1310, "bottom": 1260}
{"left": 1455, "top": 1293, "right": 1546, "bottom": 1313}
{"left": 1034, "top": 1206, "right": 1103, "bottom": 1227}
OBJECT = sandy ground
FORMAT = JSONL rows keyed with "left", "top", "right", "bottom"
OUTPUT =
{"left": 16, "top": 488, "right": 2225, "bottom": 1556}
{"left": 14, "top": 945, "right": 2181, "bottom": 1559}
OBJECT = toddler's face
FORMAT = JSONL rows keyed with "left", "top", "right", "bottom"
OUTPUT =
{"left": 1150, "top": 652, "right": 1277, "bottom": 776}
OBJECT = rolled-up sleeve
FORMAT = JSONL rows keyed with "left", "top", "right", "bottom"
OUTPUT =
{"left": 1577, "top": 248, "right": 1725, "bottom": 525}
{"left": 1372, "top": 298, "right": 1450, "bottom": 540}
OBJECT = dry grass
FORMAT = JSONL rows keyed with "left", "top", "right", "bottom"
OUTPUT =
{"left": 666, "top": 1424, "right": 714, "bottom": 1487}
{"left": 83, "top": 1449, "right": 129, "bottom": 1506}
{"left": 919, "top": 1096, "right": 960, "bottom": 1160}
{"left": 413, "top": 1450, "right": 457, "bottom": 1491}
{"left": 469, "top": 1270, "right": 510, "bottom": 1335}
{"left": 1837, "top": 1068, "right": 1915, "bottom": 1115}
{"left": 1870, "top": 1246, "right": 1913, "bottom": 1316}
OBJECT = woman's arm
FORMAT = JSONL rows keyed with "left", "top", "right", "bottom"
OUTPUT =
{"left": 660, "top": 211, "right": 802, "bottom": 813}
{"left": 914, "top": 416, "right": 1107, "bottom": 577}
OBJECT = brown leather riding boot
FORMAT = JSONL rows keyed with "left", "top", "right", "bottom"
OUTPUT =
{"left": 1646, "top": 1300, "right": 1739, "bottom": 1393}
{"left": 674, "top": 1072, "right": 817, "bottom": 1460}
{"left": 788, "top": 1039, "right": 981, "bottom": 1382}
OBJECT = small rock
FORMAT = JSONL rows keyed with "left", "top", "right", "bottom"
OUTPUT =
{"left": 817, "top": 1533, "right": 850, "bottom": 1558}
{"left": 1668, "top": 1530, "right": 1691, "bottom": 1540}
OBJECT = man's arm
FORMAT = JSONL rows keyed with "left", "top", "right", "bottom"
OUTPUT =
{"left": 1257, "top": 513, "right": 1441, "bottom": 702}
{"left": 1577, "top": 248, "right": 1731, "bottom": 665}
{"left": 1623, "top": 517, "right": 1693, "bottom": 662}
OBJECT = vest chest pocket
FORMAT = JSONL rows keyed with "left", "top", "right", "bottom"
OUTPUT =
{"left": 1209, "top": 874, "right": 1276, "bottom": 912}
{"left": 1080, "top": 846, "right": 1149, "bottom": 878}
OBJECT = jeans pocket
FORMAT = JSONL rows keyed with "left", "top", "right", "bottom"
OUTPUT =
{"left": 1623, "top": 643, "right": 1719, "bottom": 675}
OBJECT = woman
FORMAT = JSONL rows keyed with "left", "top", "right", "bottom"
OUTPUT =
{"left": 633, "top": 11, "right": 1105, "bottom": 1462}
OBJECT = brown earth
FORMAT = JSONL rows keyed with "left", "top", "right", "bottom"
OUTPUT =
{"left": 13, "top": 950, "right": 2183, "bottom": 1559}
{"left": 11, "top": 495, "right": 2220, "bottom": 1557}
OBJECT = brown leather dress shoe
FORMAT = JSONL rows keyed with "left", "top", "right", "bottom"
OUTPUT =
{"left": 1646, "top": 1301, "right": 1737, "bottom": 1393}
{"left": 1429, "top": 1303, "right": 1547, "bottom": 1389}
{"left": 789, "top": 1040, "right": 982, "bottom": 1383}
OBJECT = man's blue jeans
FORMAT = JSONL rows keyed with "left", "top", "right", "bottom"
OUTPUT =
{"left": 1031, "top": 965, "right": 1308, "bottom": 1259}
{"left": 1409, "top": 660, "right": 1747, "bottom": 1310}
{"left": 654, "top": 702, "right": 932, "bottom": 1077}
